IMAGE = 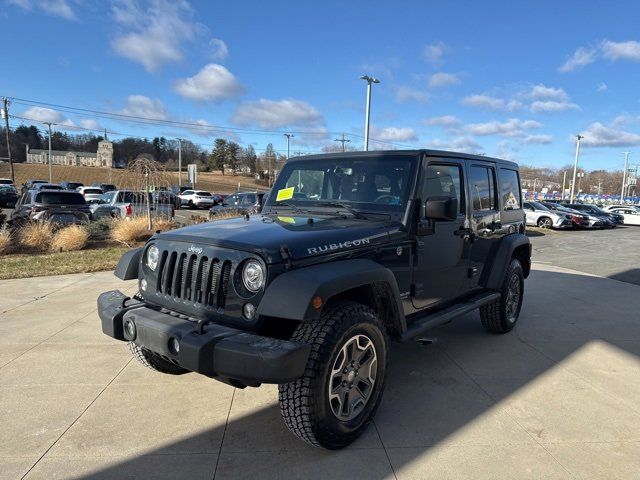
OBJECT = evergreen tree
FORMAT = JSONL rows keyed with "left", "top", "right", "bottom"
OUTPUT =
{"left": 244, "top": 145, "right": 258, "bottom": 174}
{"left": 226, "top": 141, "right": 240, "bottom": 174}
{"left": 210, "top": 138, "right": 228, "bottom": 175}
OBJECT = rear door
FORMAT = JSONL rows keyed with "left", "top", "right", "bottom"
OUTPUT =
{"left": 411, "top": 157, "right": 469, "bottom": 309}
{"left": 467, "top": 161, "right": 502, "bottom": 288}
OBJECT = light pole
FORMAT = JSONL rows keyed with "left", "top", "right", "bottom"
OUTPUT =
{"left": 360, "top": 75, "right": 380, "bottom": 151}
{"left": 334, "top": 133, "right": 351, "bottom": 152}
{"left": 284, "top": 133, "right": 294, "bottom": 159}
{"left": 177, "top": 138, "right": 182, "bottom": 188}
{"left": 44, "top": 122, "right": 53, "bottom": 183}
{"left": 561, "top": 170, "right": 567, "bottom": 200}
{"left": 570, "top": 134, "right": 583, "bottom": 202}
{"left": 621, "top": 152, "right": 631, "bottom": 202}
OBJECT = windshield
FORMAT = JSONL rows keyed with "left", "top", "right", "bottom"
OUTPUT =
{"left": 530, "top": 201, "right": 549, "bottom": 211}
{"left": 36, "top": 192, "right": 86, "bottom": 205}
{"left": 268, "top": 155, "right": 417, "bottom": 212}
{"left": 0, "top": 186, "right": 17, "bottom": 193}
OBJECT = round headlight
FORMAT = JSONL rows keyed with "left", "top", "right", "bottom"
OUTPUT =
{"left": 146, "top": 245, "right": 159, "bottom": 271}
{"left": 242, "top": 260, "right": 265, "bottom": 292}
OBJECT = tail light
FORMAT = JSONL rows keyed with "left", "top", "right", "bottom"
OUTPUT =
{"left": 125, "top": 203, "right": 133, "bottom": 216}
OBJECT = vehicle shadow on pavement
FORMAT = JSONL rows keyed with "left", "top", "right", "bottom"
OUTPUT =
{"left": 69, "top": 267, "right": 640, "bottom": 479}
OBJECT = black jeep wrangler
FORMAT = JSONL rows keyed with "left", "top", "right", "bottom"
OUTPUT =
{"left": 98, "top": 150, "right": 530, "bottom": 449}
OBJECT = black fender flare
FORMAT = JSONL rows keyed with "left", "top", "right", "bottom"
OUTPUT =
{"left": 114, "top": 247, "right": 142, "bottom": 280}
{"left": 257, "top": 259, "right": 406, "bottom": 328}
{"left": 481, "top": 233, "right": 531, "bottom": 289}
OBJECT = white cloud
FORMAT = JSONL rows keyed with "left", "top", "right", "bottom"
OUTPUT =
{"left": 423, "top": 41, "right": 449, "bottom": 64}
{"left": 79, "top": 119, "right": 101, "bottom": 130}
{"left": 525, "top": 84, "right": 570, "bottom": 101}
{"left": 174, "top": 64, "right": 243, "bottom": 102}
{"left": 7, "top": 0, "right": 77, "bottom": 20}
{"left": 461, "top": 94, "right": 522, "bottom": 111}
{"left": 600, "top": 39, "right": 640, "bottom": 62}
{"left": 370, "top": 126, "right": 418, "bottom": 143}
{"left": 580, "top": 122, "right": 640, "bottom": 147}
{"left": 422, "top": 115, "right": 460, "bottom": 127}
{"left": 395, "top": 86, "right": 429, "bottom": 104}
{"left": 210, "top": 38, "right": 229, "bottom": 62}
{"left": 522, "top": 134, "right": 553, "bottom": 144}
{"left": 530, "top": 100, "right": 579, "bottom": 113}
{"left": 22, "top": 106, "right": 79, "bottom": 130}
{"left": 428, "top": 72, "right": 460, "bottom": 88}
{"left": 232, "top": 98, "right": 324, "bottom": 129}
{"left": 465, "top": 118, "right": 541, "bottom": 137}
{"left": 558, "top": 46, "right": 597, "bottom": 73}
{"left": 111, "top": 0, "right": 203, "bottom": 72}
{"left": 426, "top": 136, "right": 482, "bottom": 153}
{"left": 120, "top": 94, "right": 167, "bottom": 119}
{"left": 597, "top": 82, "right": 608, "bottom": 92}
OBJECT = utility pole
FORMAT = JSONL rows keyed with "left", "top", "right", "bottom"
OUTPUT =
{"left": 621, "top": 152, "right": 631, "bottom": 202}
{"left": 284, "top": 133, "right": 294, "bottom": 159}
{"left": 561, "top": 171, "right": 567, "bottom": 200}
{"left": 44, "top": 122, "right": 53, "bottom": 183}
{"left": 2, "top": 98, "right": 14, "bottom": 184}
{"left": 570, "top": 134, "right": 583, "bottom": 202}
{"left": 334, "top": 133, "right": 351, "bottom": 152}
{"left": 360, "top": 75, "right": 380, "bottom": 151}
{"left": 177, "top": 138, "right": 182, "bottom": 188}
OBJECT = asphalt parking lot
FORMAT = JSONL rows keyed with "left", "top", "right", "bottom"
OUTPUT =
{"left": 1, "top": 227, "right": 639, "bottom": 479}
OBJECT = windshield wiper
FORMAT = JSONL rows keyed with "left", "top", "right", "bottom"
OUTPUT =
{"left": 316, "top": 201, "right": 366, "bottom": 219}
{"left": 272, "top": 201, "right": 305, "bottom": 214}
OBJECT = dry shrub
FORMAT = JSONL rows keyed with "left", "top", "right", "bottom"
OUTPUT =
{"left": 51, "top": 225, "right": 90, "bottom": 252}
{"left": 111, "top": 217, "right": 151, "bottom": 245}
{"left": 153, "top": 217, "right": 177, "bottom": 232}
{"left": 0, "top": 229, "right": 11, "bottom": 255}
{"left": 189, "top": 214, "right": 209, "bottom": 225}
{"left": 18, "top": 221, "right": 55, "bottom": 252}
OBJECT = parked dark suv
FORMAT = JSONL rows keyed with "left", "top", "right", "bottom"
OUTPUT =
{"left": 10, "top": 190, "right": 91, "bottom": 226}
{"left": 98, "top": 150, "right": 531, "bottom": 449}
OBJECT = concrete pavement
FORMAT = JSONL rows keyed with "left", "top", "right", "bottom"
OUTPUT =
{"left": 1, "top": 263, "right": 639, "bottom": 479}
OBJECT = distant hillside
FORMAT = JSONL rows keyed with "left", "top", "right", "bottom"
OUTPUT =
{"left": 0, "top": 163, "right": 269, "bottom": 193}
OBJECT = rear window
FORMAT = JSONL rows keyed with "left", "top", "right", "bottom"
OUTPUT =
{"left": 119, "top": 191, "right": 150, "bottom": 203}
{"left": 36, "top": 192, "right": 87, "bottom": 205}
{"left": 499, "top": 169, "right": 521, "bottom": 210}
{"left": 83, "top": 188, "right": 103, "bottom": 194}
{"left": 196, "top": 191, "right": 211, "bottom": 196}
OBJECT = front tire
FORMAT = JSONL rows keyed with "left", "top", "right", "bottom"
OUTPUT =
{"left": 278, "top": 301, "right": 388, "bottom": 449}
{"left": 480, "top": 258, "right": 524, "bottom": 333}
{"left": 537, "top": 217, "right": 553, "bottom": 228}
{"left": 128, "top": 342, "right": 188, "bottom": 375}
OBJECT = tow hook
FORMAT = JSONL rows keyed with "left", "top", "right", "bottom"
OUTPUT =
{"left": 196, "top": 318, "right": 207, "bottom": 335}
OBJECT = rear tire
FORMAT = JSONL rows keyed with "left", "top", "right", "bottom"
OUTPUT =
{"left": 278, "top": 301, "right": 388, "bottom": 449}
{"left": 128, "top": 342, "right": 188, "bottom": 375}
{"left": 480, "top": 258, "right": 524, "bottom": 334}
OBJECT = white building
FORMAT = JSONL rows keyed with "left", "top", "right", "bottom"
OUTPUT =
{"left": 26, "top": 139, "right": 113, "bottom": 168}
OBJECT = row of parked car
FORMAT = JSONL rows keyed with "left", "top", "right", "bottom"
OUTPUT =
{"left": 0, "top": 177, "right": 268, "bottom": 227}
{"left": 524, "top": 200, "right": 640, "bottom": 229}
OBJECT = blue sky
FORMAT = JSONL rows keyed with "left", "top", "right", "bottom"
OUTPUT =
{"left": 2, "top": 0, "right": 640, "bottom": 170}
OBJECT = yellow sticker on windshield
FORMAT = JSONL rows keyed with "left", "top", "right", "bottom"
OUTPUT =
{"left": 277, "top": 216, "right": 296, "bottom": 224}
{"left": 276, "top": 186, "right": 295, "bottom": 201}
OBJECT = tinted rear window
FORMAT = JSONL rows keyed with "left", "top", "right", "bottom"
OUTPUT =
{"left": 119, "top": 192, "right": 150, "bottom": 203}
{"left": 36, "top": 192, "right": 87, "bottom": 205}
{"left": 196, "top": 191, "right": 211, "bottom": 196}
{"left": 83, "top": 188, "right": 103, "bottom": 194}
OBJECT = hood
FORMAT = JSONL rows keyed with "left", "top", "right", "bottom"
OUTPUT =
{"left": 156, "top": 214, "right": 403, "bottom": 264}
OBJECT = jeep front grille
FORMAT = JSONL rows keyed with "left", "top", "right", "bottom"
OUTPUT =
{"left": 155, "top": 250, "right": 232, "bottom": 309}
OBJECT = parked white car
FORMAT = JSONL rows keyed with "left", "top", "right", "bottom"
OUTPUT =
{"left": 608, "top": 207, "right": 640, "bottom": 225}
{"left": 77, "top": 186, "right": 104, "bottom": 203}
{"left": 603, "top": 204, "right": 640, "bottom": 213}
{"left": 178, "top": 190, "right": 215, "bottom": 209}
{"left": 523, "top": 201, "right": 573, "bottom": 229}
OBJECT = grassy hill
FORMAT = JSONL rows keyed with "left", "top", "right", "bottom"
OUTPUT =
{"left": 0, "top": 163, "right": 269, "bottom": 193}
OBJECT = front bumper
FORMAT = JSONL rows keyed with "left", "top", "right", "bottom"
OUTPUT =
{"left": 98, "top": 290, "right": 310, "bottom": 385}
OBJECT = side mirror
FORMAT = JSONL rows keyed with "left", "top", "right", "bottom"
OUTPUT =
{"left": 424, "top": 196, "right": 457, "bottom": 221}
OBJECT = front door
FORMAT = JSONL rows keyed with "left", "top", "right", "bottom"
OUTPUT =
{"left": 467, "top": 161, "right": 502, "bottom": 288}
{"left": 411, "top": 158, "right": 469, "bottom": 310}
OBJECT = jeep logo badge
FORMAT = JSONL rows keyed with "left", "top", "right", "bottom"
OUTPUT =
{"left": 188, "top": 245, "right": 203, "bottom": 255}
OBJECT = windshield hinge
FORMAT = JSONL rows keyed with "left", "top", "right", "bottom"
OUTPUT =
{"left": 280, "top": 245, "right": 293, "bottom": 270}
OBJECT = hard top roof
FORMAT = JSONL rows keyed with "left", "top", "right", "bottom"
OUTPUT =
{"left": 286, "top": 149, "right": 519, "bottom": 169}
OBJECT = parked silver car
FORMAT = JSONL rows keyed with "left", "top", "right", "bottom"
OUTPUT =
{"left": 523, "top": 201, "right": 573, "bottom": 229}
{"left": 90, "top": 190, "right": 174, "bottom": 220}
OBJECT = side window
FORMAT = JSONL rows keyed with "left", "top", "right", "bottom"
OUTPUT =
{"left": 499, "top": 168, "right": 521, "bottom": 210}
{"left": 469, "top": 165, "right": 497, "bottom": 212}
{"left": 421, "top": 164, "right": 464, "bottom": 214}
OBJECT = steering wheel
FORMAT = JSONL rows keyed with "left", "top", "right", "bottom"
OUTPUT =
{"left": 374, "top": 194, "right": 396, "bottom": 204}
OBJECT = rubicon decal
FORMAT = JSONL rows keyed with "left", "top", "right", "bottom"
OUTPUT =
{"left": 307, "top": 237, "right": 371, "bottom": 255}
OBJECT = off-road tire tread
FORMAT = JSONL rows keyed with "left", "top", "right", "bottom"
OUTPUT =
{"left": 128, "top": 342, "right": 187, "bottom": 375}
{"left": 278, "top": 301, "right": 388, "bottom": 449}
{"left": 480, "top": 258, "right": 523, "bottom": 334}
